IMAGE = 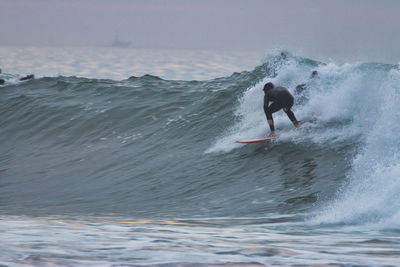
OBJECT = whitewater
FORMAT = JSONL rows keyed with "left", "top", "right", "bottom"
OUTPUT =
{"left": 1, "top": 47, "right": 400, "bottom": 266}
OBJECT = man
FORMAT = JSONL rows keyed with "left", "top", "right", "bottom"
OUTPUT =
{"left": 0, "top": 74, "right": 34, "bottom": 85}
{"left": 294, "top": 70, "right": 318, "bottom": 106}
{"left": 295, "top": 70, "right": 318, "bottom": 95}
{"left": 19, "top": 74, "right": 34, "bottom": 81}
{"left": 263, "top": 82, "right": 299, "bottom": 137}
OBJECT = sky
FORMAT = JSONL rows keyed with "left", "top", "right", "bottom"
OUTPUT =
{"left": 1, "top": 0, "right": 400, "bottom": 63}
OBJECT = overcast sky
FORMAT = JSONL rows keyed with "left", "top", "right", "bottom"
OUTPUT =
{"left": 1, "top": 0, "right": 400, "bottom": 62}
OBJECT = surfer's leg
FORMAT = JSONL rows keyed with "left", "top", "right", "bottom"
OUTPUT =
{"left": 266, "top": 102, "right": 282, "bottom": 119}
{"left": 266, "top": 102, "right": 282, "bottom": 133}
{"left": 283, "top": 107, "right": 299, "bottom": 128}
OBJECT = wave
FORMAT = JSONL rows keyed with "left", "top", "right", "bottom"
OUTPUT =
{"left": 311, "top": 66, "right": 400, "bottom": 228}
{"left": 1, "top": 51, "right": 400, "bottom": 228}
{"left": 207, "top": 52, "right": 400, "bottom": 228}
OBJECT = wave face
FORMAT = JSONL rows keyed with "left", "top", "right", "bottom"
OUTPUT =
{"left": 1, "top": 51, "right": 399, "bottom": 227}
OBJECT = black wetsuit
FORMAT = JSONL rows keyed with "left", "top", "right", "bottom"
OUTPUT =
{"left": 264, "top": 86, "right": 297, "bottom": 131}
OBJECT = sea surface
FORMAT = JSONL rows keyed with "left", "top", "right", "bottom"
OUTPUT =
{"left": 1, "top": 46, "right": 400, "bottom": 266}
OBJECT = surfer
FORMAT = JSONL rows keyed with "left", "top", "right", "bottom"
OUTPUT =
{"left": 294, "top": 70, "right": 318, "bottom": 105}
{"left": 19, "top": 74, "right": 34, "bottom": 81}
{"left": 295, "top": 70, "right": 318, "bottom": 94}
{"left": 0, "top": 74, "right": 34, "bottom": 85}
{"left": 263, "top": 82, "right": 299, "bottom": 137}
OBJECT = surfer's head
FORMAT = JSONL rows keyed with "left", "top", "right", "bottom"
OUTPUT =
{"left": 311, "top": 70, "right": 318, "bottom": 78}
{"left": 263, "top": 82, "right": 274, "bottom": 92}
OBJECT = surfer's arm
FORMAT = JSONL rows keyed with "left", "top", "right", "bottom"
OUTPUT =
{"left": 263, "top": 95, "right": 270, "bottom": 117}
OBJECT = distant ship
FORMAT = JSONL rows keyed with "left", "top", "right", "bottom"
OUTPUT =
{"left": 112, "top": 34, "right": 131, "bottom": 48}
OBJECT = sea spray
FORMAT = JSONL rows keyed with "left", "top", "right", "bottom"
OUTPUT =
{"left": 312, "top": 67, "right": 400, "bottom": 227}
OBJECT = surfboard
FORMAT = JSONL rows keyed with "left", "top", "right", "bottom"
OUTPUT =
{"left": 236, "top": 136, "right": 278, "bottom": 144}
{"left": 236, "top": 116, "right": 317, "bottom": 144}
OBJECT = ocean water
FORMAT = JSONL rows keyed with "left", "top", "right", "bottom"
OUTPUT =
{"left": 1, "top": 46, "right": 400, "bottom": 266}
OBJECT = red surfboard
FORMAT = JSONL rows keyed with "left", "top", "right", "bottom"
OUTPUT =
{"left": 236, "top": 136, "right": 279, "bottom": 144}
{"left": 236, "top": 117, "right": 316, "bottom": 144}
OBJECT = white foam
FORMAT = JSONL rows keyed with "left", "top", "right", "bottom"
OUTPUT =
{"left": 312, "top": 67, "right": 400, "bottom": 227}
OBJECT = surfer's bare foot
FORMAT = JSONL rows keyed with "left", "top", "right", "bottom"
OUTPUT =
{"left": 268, "top": 131, "right": 276, "bottom": 137}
